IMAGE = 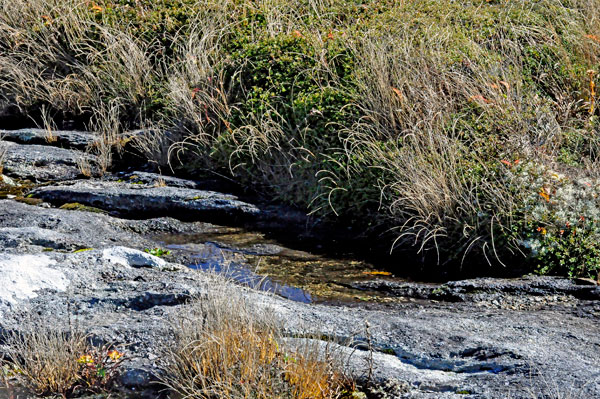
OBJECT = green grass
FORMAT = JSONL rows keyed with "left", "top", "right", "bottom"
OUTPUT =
{"left": 1, "top": 0, "right": 600, "bottom": 277}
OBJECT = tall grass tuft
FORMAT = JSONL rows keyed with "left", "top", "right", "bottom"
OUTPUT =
{"left": 161, "top": 277, "right": 352, "bottom": 399}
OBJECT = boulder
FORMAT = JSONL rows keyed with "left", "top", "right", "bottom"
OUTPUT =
{"left": 102, "top": 246, "right": 167, "bottom": 268}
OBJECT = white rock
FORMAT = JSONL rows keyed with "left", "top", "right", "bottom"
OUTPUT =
{"left": 0, "top": 254, "right": 69, "bottom": 304}
{"left": 102, "top": 246, "right": 166, "bottom": 268}
{"left": 0, "top": 174, "right": 17, "bottom": 186}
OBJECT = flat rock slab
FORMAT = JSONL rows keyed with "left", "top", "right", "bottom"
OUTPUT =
{"left": 0, "top": 128, "right": 97, "bottom": 150}
{"left": 31, "top": 180, "right": 262, "bottom": 223}
{"left": 0, "top": 141, "right": 96, "bottom": 182}
{"left": 352, "top": 276, "right": 600, "bottom": 302}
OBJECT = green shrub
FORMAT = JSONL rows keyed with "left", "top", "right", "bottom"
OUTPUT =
{"left": 2, "top": 0, "right": 600, "bottom": 275}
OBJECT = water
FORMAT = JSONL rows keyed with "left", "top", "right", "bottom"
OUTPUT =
{"left": 155, "top": 226, "right": 405, "bottom": 304}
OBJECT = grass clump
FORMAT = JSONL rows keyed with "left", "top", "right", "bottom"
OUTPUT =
{"left": 2, "top": 0, "right": 600, "bottom": 276}
{"left": 161, "top": 279, "right": 353, "bottom": 399}
{"left": 0, "top": 318, "right": 124, "bottom": 398}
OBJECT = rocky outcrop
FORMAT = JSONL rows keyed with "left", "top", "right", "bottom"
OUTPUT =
{"left": 0, "top": 200, "right": 598, "bottom": 398}
{"left": 0, "top": 131, "right": 599, "bottom": 399}
{"left": 0, "top": 141, "right": 96, "bottom": 182}
{"left": 351, "top": 276, "right": 600, "bottom": 304}
{"left": 30, "top": 180, "right": 261, "bottom": 223}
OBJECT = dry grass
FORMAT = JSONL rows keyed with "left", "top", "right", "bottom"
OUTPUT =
{"left": 0, "top": 0, "right": 163, "bottom": 173}
{"left": 321, "top": 0, "right": 600, "bottom": 263}
{"left": 161, "top": 278, "right": 352, "bottom": 399}
{"left": 0, "top": 136, "right": 6, "bottom": 176}
{"left": 0, "top": 316, "right": 125, "bottom": 398}
{"left": 2, "top": 0, "right": 600, "bottom": 269}
{"left": 1, "top": 323, "right": 88, "bottom": 398}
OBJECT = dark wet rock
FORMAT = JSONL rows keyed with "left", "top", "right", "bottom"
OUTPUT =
{"left": 31, "top": 180, "right": 262, "bottom": 223}
{"left": 0, "top": 141, "right": 96, "bottom": 182}
{"left": 574, "top": 277, "right": 599, "bottom": 286}
{"left": 0, "top": 128, "right": 97, "bottom": 150}
{"left": 119, "top": 368, "right": 157, "bottom": 389}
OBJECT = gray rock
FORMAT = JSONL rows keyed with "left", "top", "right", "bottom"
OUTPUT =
{"left": 103, "top": 246, "right": 167, "bottom": 268}
{"left": 0, "top": 141, "right": 97, "bottom": 182}
{"left": 0, "top": 200, "right": 219, "bottom": 251}
{"left": 31, "top": 180, "right": 261, "bottom": 222}
{"left": 352, "top": 275, "right": 600, "bottom": 302}
{"left": 0, "top": 226, "right": 85, "bottom": 251}
{"left": 0, "top": 200, "right": 154, "bottom": 250}
{"left": 111, "top": 171, "right": 207, "bottom": 189}
{"left": 0, "top": 198, "right": 598, "bottom": 398}
{"left": 0, "top": 128, "right": 97, "bottom": 150}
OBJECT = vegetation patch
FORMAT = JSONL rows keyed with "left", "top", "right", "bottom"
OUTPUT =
{"left": 0, "top": 319, "right": 124, "bottom": 398}
{"left": 59, "top": 202, "right": 107, "bottom": 214}
{"left": 160, "top": 278, "right": 355, "bottom": 399}
{"left": 1, "top": 0, "right": 600, "bottom": 276}
{"left": 145, "top": 247, "right": 172, "bottom": 257}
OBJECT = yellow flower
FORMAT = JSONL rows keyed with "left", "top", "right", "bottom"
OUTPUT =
{"left": 108, "top": 350, "right": 123, "bottom": 361}
{"left": 78, "top": 355, "right": 94, "bottom": 364}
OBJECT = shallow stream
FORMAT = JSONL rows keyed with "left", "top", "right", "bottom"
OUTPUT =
{"left": 155, "top": 226, "right": 411, "bottom": 304}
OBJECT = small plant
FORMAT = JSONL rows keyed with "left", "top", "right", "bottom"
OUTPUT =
{"left": 145, "top": 247, "right": 171, "bottom": 257}
{"left": 76, "top": 346, "right": 125, "bottom": 393}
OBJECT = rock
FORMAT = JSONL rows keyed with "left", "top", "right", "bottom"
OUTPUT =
{"left": 119, "top": 368, "right": 156, "bottom": 389}
{"left": 352, "top": 276, "right": 600, "bottom": 302}
{"left": 0, "top": 253, "right": 69, "bottom": 305}
{"left": 0, "top": 174, "right": 17, "bottom": 186}
{"left": 103, "top": 246, "right": 167, "bottom": 268}
{"left": 111, "top": 171, "right": 207, "bottom": 189}
{"left": 0, "top": 141, "right": 97, "bottom": 182}
{"left": 31, "top": 180, "right": 262, "bottom": 223}
{"left": 0, "top": 128, "right": 97, "bottom": 150}
{"left": 0, "top": 200, "right": 219, "bottom": 251}
{"left": 0, "top": 237, "right": 598, "bottom": 398}
{"left": 0, "top": 186, "right": 599, "bottom": 398}
{"left": 0, "top": 226, "right": 85, "bottom": 251}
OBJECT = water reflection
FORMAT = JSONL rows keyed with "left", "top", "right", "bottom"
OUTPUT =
{"left": 186, "top": 242, "right": 312, "bottom": 303}
{"left": 156, "top": 227, "right": 402, "bottom": 304}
